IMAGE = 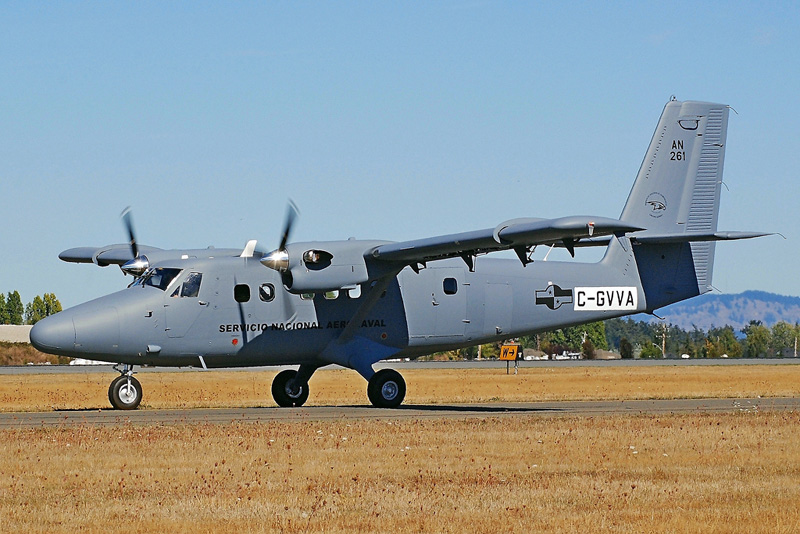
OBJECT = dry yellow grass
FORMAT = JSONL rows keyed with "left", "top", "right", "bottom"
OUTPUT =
{"left": 1, "top": 413, "right": 799, "bottom": 533}
{"left": 2, "top": 365, "right": 800, "bottom": 533}
{"left": 1, "top": 364, "right": 799, "bottom": 412}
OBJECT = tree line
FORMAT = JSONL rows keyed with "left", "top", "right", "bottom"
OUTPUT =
{"left": 0, "top": 291, "right": 62, "bottom": 326}
{"left": 431, "top": 318, "right": 799, "bottom": 360}
{"left": 603, "top": 318, "right": 799, "bottom": 358}
{"left": 523, "top": 318, "right": 799, "bottom": 359}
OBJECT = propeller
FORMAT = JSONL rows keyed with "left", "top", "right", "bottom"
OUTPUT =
{"left": 280, "top": 199, "right": 298, "bottom": 251}
{"left": 121, "top": 206, "right": 138, "bottom": 259}
{"left": 120, "top": 207, "right": 150, "bottom": 277}
{"left": 257, "top": 200, "right": 300, "bottom": 325}
{"left": 261, "top": 200, "right": 299, "bottom": 273}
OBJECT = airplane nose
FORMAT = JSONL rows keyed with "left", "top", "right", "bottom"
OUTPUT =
{"left": 30, "top": 313, "right": 75, "bottom": 353}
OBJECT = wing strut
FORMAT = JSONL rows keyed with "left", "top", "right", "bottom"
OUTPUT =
{"left": 460, "top": 254, "right": 475, "bottom": 272}
{"left": 513, "top": 246, "right": 533, "bottom": 266}
{"left": 336, "top": 269, "right": 402, "bottom": 345}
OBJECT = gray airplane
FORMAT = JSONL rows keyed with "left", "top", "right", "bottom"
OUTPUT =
{"left": 31, "top": 99, "right": 769, "bottom": 410}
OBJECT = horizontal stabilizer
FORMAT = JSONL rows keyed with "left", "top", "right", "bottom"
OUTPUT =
{"left": 632, "top": 231, "right": 774, "bottom": 244}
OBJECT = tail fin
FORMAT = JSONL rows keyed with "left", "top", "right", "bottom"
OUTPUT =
{"left": 620, "top": 99, "right": 730, "bottom": 310}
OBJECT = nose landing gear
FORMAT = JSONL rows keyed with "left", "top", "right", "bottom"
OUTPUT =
{"left": 271, "top": 369, "right": 310, "bottom": 407}
{"left": 108, "top": 364, "right": 142, "bottom": 410}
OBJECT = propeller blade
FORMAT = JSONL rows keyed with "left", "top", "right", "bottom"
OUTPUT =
{"left": 279, "top": 200, "right": 299, "bottom": 251}
{"left": 121, "top": 207, "right": 138, "bottom": 259}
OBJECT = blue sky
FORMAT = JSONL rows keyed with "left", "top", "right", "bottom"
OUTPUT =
{"left": 2, "top": 2, "right": 798, "bottom": 309}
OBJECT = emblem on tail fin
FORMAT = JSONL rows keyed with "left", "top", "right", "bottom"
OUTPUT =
{"left": 645, "top": 192, "right": 667, "bottom": 217}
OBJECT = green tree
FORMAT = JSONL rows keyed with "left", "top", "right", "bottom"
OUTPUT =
{"left": 0, "top": 293, "right": 7, "bottom": 324}
{"left": 540, "top": 329, "right": 569, "bottom": 356}
{"left": 518, "top": 335, "right": 539, "bottom": 350}
{"left": 479, "top": 343, "right": 499, "bottom": 359}
{"left": 6, "top": 291, "right": 23, "bottom": 325}
{"left": 43, "top": 293, "right": 62, "bottom": 317}
{"left": 25, "top": 295, "right": 47, "bottom": 325}
{"left": 619, "top": 337, "right": 634, "bottom": 359}
{"left": 457, "top": 345, "right": 478, "bottom": 360}
{"left": 605, "top": 318, "right": 675, "bottom": 353}
{"left": 581, "top": 339, "right": 596, "bottom": 359}
{"left": 542, "top": 322, "right": 608, "bottom": 355}
{"left": 742, "top": 320, "right": 771, "bottom": 358}
{"left": 770, "top": 321, "right": 799, "bottom": 357}
{"left": 713, "top": 326, "right": 743, "bottom": 358}
{"left": 701, "top": 326, "right": 741, "bottom": 358}
{"left": 580, "top": 322, "right": 608, "bottom": 351}
{"left": 639, "top": 343, "right": 662, "bottom": 359}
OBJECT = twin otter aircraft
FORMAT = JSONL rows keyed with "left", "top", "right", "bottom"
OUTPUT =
{"left": 31, "top": 99, "right": 769, "bottom": 410}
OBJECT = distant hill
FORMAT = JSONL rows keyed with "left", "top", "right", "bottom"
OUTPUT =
{"left": 637, "top": 291, "right": 800, "bottom": 331}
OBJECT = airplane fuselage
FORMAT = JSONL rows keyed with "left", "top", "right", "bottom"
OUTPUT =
{"left": 35, "top": 239, "right": 644, "bottom": 369}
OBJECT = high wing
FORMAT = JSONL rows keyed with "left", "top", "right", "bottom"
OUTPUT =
{"left": 369, "top": 215, "right": 644, "bottom": 268}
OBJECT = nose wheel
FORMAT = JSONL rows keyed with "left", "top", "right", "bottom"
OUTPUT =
{"left": 108, "top": 365, "right": 142, "bottom": 410}
{"left": 271, "top": 369, "right": 310, "bottom": 407}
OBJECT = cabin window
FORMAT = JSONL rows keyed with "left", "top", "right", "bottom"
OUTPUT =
{"left": 259, "top": 283, "right": 275, "bottom": 302}
{"left": 324, "top": 290, "right": 339, "bottom": 300}
{"left": 234, "top": 284, "right": 250, "bottom": 303}
{"left": 443, "top": 277, "right": 458, "bottom": 295}
{"left": 300, "top": 293, "right": 315, "bottom": 300}
{"left": 181, "top": 272, "right": 203, "bottom": 298}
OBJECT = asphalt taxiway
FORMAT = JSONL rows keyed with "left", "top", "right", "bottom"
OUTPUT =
{"left": 1, "top": 397, "right": 796, "bottom": 429}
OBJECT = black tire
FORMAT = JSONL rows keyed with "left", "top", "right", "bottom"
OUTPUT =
{"left": 271, "top": 369, "right": 310, "bottom": 407}
{"left": 367, "top": 369, "right": 406, "bottom": 408}
{"left": 109, "top": 375, "right": 142, "bottom": 410}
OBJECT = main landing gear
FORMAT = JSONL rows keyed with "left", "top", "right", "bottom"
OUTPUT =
{"left": 108, "top": 364, "right": 142, "bottom": 410}
{"left": 269, "top": 366, "right": 406, "bottom": 409}
{"left": 367, "top": 369, "right": 406, "bottom": 408}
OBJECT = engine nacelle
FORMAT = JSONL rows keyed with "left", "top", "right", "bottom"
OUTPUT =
{"left": 265, "top": 240, "right": 389, "bottom": 294}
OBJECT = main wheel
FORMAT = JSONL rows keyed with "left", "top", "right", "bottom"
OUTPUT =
{"left": 108, "top": 375, "right": 142, "bottom": 410}
{"left": 367, "top": 369, "right": 406, "bottom": 408}
{"left": 271, "top": 369, "right": 310, "bottom": 407}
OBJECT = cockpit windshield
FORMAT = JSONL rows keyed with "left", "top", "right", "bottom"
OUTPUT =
{"left": 132, "top": 267, "right": 183, "bottom": 291}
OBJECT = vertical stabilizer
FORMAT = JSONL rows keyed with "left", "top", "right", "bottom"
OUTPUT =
{"left": 619, "top": 99, "right": 730, "bottom": 310}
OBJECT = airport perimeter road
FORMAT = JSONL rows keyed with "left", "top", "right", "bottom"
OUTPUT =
{"left": 1, "top": 397, "right": 797, "bottom": 429}
{"left": 2, "top": 358, "right": 800, "bottom": 375}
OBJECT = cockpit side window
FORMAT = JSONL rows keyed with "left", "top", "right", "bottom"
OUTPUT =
{"left": 181, "top": 272, "right": 203, "bottom": 298}
{"left": 136, "top": 268, "right": 183, "bottom": 291}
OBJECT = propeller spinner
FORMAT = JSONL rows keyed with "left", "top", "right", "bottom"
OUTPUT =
{"left": 261, "top": 200, "right": 299, "bottom": 273}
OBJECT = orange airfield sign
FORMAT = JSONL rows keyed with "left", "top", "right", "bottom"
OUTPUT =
{"left": 499, "top": 344, "right": 519, "bottom": 361}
